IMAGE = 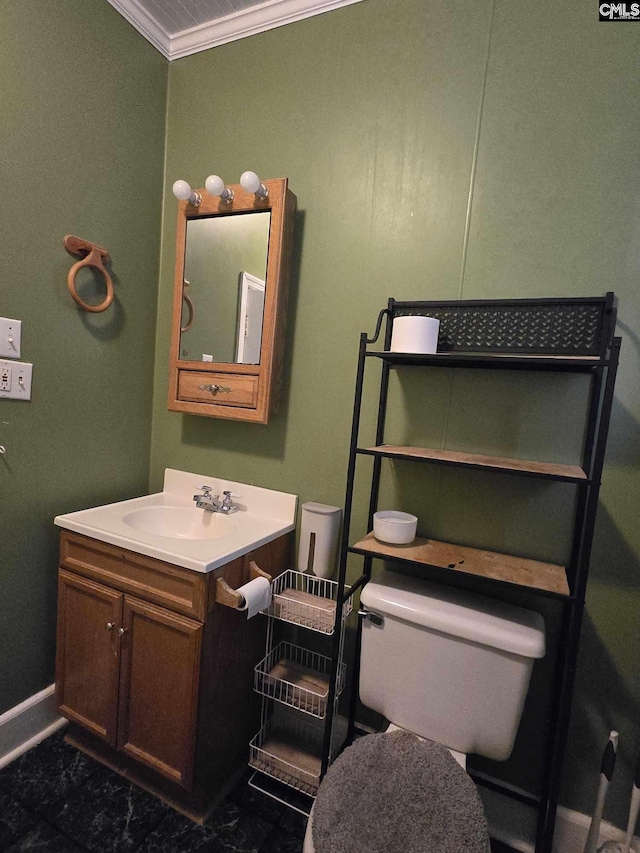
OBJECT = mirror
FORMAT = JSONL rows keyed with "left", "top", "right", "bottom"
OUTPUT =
{"left": 179, "top": 211, "right": 271, "bottom": 364}
{"left": 168, "top": 178, "right": 296, "bottom": 424}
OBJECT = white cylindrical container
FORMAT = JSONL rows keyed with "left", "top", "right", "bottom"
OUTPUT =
{"left": 373, "top": 510, "right": 418, "bottom": 544}
{"left": 390, "top": 315, "right": 440, "bottom": 354}
{"left": 298, "top": 502, "right": 342, "bottom": 579}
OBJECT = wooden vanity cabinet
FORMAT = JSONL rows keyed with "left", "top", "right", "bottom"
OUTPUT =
{"left": 55, "top": 530, "right": 290, "bottom": 817}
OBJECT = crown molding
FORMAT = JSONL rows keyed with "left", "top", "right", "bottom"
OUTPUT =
{"left": 170, "top": 0, "right": 365, "bottom": 59}
{"left": 106, "top": 0, "right": 172, "bottom": 58}
{"left": 108, "top": 0, "right": 366, "bottom": 61}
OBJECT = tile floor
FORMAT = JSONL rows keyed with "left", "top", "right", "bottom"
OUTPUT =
{"left": 0, "top": 729, "right": 513, "bottom": 852}
{"left": 0, "top": 730, "right": 305, "bottom": 852}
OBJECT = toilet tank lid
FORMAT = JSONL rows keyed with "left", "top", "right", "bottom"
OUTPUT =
{"left": 360, "top": 571, "right": 545, "bottom": 659}
{"left": 301, "top": 502, "right": 341, "bottom": 515}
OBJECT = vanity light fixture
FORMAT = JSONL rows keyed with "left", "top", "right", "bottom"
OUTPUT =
{"left": 205, "top": 174, "right": 234, "bottom": 204}
{"left": 240, "top": 171, "right": 269, "bottom": 200}
{"left": 172, "top": 179, "right": 202, "bottom": 207}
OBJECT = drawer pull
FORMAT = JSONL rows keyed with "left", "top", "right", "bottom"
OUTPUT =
{"left": 198, "top": 384, "right": 232, "bottom": 395}
{"left": 105, "top": 622, "right": 114, "bottom": 631}
{"left": 118, "top": 627, "right": 127, "bottom": 636}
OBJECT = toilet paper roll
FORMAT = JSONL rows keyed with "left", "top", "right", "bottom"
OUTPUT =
{"left": 237, "top": 576, "right": 272, "bottom": 619}
{"left": 390, "top": 316, "right": 440, "bottom": 354}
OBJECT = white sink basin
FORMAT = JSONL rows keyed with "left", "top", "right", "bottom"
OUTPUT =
{"left": 54, "top": 468, "right": 297, "bottom": 573}
{"left": 122, "top": 506, "right": 237, "bottom": 540}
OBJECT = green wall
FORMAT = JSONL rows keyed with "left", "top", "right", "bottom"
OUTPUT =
{"left": 1, "top": 0, "right": 638, "bottom": 833}
{"left": 152, "top": 0, "right": 640, "bottom": 827}
{"left": 0, "top": 0, "right": 167, "bottom": 712}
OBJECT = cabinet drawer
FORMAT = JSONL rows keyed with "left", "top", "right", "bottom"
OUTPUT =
{"left": 178, "top": 371, "right": 258, "bottom": 408}
{"left": 59, "top": 532, "right": 207, "bottom": 621}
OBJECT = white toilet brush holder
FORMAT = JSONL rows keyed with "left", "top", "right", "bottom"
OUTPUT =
{"left": 598, "top": 749, "right": 640, "bottom": 853}
{"left": 585, "top": 731, "right": 618, "bottom": 853}
{"left": 298, "top": 502, "right": 342, "bottom": 579}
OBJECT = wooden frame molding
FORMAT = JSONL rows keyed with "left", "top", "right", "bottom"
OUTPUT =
{"left": 168, "top": 178, "right": 296, "bottom": 424}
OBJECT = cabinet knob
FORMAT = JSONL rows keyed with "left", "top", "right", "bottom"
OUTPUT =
{"left": 197, "top": 384, "right": 232, "bottom": 395}
{"left": 105, "top": 622, "right": 114, "bottom": 631}
{"left": 118, "top": 627, "right": 127, "bottom": 636}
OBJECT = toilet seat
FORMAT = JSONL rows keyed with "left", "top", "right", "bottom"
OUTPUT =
{"left": 384, "top": 722, "right": 467, "bottom": 769}
{"left": 303, "top": 730, "right": 490, "bottom": 853}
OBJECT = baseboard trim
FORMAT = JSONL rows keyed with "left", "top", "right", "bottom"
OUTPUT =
{"left": 0, "top": 685, "right": 66, "bottom": 770}
{"left": 554, "top": 805, "right": 639, "bottom": 853}
{"left": 480, "top": 780, "right": 638, "bottom": 853}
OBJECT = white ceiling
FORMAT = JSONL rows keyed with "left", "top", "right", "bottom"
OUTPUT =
{"left": 106, "top": 0, "right": 365, "bottom": 60}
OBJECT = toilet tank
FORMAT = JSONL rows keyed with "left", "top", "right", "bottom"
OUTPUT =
{"left": 359, "top": 570, "right": 545, "bottom": 761}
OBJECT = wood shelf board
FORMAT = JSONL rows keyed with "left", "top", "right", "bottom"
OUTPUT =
{"left": 250, "top": 728, "right": 322, "bottom": 795}
{"left": 267, "top": 659, "right": 330, "bottom": 699}
{"left": 249, "top": 757, "right": 319, "bottom": 797}
{"left": 258, "top": 731, "right": 322, "bottom": 778}
{"left": 351, "top": 532, "right": 569, "bottom": 597}
{"left": 362, "top": 445, "right": 587, "bottom": 482}
{"left": 276, "top": 588, "right": 336, "bottom": 613}
{"left": 270, "top": 588, "right": 336, "bottom": 633}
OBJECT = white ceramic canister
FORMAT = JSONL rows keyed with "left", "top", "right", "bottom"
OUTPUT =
{"left": 390, "top": 315, "right": 440, "bottom": 354}
{"left": 298, "top": 502, "right": 342, "bottom": 579}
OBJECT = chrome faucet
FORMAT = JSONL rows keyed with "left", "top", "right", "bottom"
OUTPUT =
{"left": 193, "top": 486, "right": 238, "bottom": 514}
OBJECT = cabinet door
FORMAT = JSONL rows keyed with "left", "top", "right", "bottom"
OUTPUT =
{"left": 56, "top": 570, "right": 122, "bottom": 745}
{"left": 116, "top": 596, "right": 202, "bottom": 790}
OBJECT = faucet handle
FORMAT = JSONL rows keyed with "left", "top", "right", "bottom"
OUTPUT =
{"left": 221, "top": 491, "right": 241, "bottom": 512}
{"left": 193, "top": 485, "right": 215, "bottom": 505}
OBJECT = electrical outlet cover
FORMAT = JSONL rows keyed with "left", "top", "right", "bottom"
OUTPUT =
{"left": 0, "top": 359, "right": 32, "bottom": 400}
{"left": 0, "top": 318, "right": 21, "bottom": 358}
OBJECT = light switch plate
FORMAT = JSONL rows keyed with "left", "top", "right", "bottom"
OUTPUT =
{"left": 0, "top": 318, "right": 22, "bottom": 358}
{"left": 0, "top": 359, "right": 32, "bottom": 400}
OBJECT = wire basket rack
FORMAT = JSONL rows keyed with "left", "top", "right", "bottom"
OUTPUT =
{"left": 254, "top": 641, "right": 346, "bottom": 719}
{"left": 249, "top": 713, "right": 325, "bottom": 797}
{"left": 265, "top": 570, "right": 353, "bottom": 634}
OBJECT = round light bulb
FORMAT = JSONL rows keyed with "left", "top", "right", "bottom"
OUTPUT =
{"left": 172, "top": 179, "right": 193, "bottom": 201}
{"left": 240, "top": 171, "right": 261, "bottom": 193}
{"left": 205, "top": 175, "right": 225, "bottom": 196}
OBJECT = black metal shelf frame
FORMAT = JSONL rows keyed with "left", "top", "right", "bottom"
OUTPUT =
{"left": 321, "top": 293, "right": 620, "bottom": 853}
{"left": 367, "top": 351, "right": 608, "bottom": 372}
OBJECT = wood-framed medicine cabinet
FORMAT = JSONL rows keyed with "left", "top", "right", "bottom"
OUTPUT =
{"left": 168, "top": 178, "right": 296, "bottom": 424}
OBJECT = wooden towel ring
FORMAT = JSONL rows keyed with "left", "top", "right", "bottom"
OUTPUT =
{"left": 63, "top": 234, "right": 114, "bottom": 313}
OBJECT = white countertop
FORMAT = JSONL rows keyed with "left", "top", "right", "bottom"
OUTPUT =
{"left": 54, "top": 468, "right": 297, "bottom": 573}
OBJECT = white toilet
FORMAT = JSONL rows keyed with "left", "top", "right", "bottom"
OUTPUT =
{"left": 303, "top": 569, "right": 546, "bottom": 852}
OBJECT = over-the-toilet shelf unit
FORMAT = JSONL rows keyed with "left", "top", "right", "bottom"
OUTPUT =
{"left": 323, "top": 294, "right": 619, "bottom": 853}
{"left": 248, "top": 569, "right": 353, "bottom": 812}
